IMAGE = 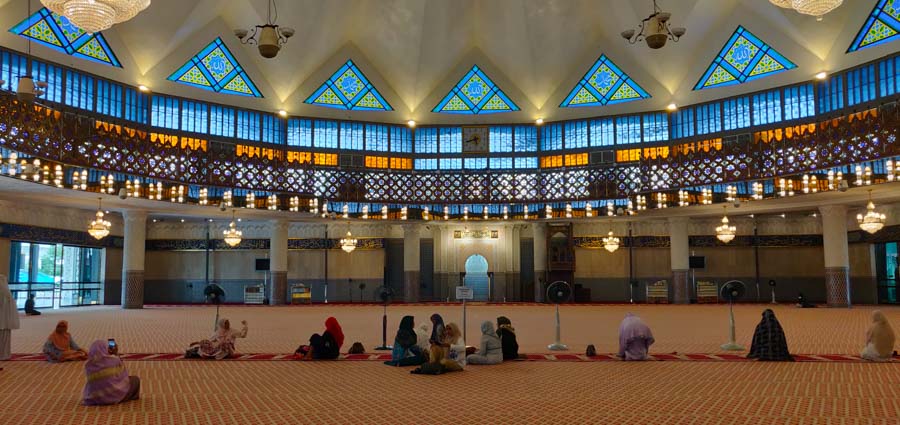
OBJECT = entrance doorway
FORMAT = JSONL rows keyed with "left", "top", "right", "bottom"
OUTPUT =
{"left": 464, "top": 254, "right": 490, "bottom": 301}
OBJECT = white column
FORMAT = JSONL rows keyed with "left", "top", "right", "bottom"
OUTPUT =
{"left": 403, "top": 224, "right": 421, "bottom": 302}
{"left": 668, "top": 217, "right": 690, "bottom": 304}
{"left": 819, "top": 205, "right": 851, "bottom": 307}
{"left": 533, "top": 222, "right": 547, "bottom": 302}
{"left": 121, "top": 210, "right": 147, "bottom": 309}
{"left": 269, "top": 219, "right": 289, "bottom": 305}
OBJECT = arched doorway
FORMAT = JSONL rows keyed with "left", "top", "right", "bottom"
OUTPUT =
{"left": 464, "top": 254, "right": 490, "bottom": 301}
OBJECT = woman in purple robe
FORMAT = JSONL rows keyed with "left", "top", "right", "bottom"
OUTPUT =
{"left": 82, "top": 340, "right": 140, "bottom": 406}
{"left": 618, "top": 313, "right": 655, "bottom": 361}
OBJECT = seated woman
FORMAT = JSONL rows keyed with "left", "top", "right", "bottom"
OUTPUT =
{"left": 296, "top": 317, "right": 344, "bottom": 360}
{"left": 43, "top": 320, "right": 87, "bottom": 362}
{"left": 410, "top": 343, "right": 463, "bottom": 375}
{"left": 466, "top": 321, "right": 502, "bottom": 365}
{"left": 617, "top": 313, "right": 655, "bottom": 361}
{"left": 384, "top": 316, "right": 426, "bottom": 366}
{"left": 796, "top": 292, "right": 816, "bottom": 308}
{"left": 82, "top": 340, "right": 140, "bottom": 406}
{"left": 747, "top": 309, "right": 793, "bottom": 361}
{"left": 187, "top": 319, "right": 248, "bottom": 360}
{"left": 496, "top": 316, "right": 521, "bottom": 361}
{"left": 861, "top": 310, "right": 896, "bottom": 362}
{"left": 24, "top": 293, "right": 41, "bottom": 316}
{"left": 416, "top": 323, "right": 431, "bottom": 359}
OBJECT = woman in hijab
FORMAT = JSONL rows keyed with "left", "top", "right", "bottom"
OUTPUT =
{"left": 747, "top": 309, "right": 793, "bottom": 361}
{"left": 82, "top": 340, "right": 140, "bottom": 406}
{"left": 415, "top": 323, "right": 431, "bottom": 358}
{"left": 429, "top": 314, "right": 446, "bottom": 346}
{"left": 617, "top": 313, "right": 655, "bottom": 361}
{"left": 187, "top": 318, "right": 249, "bottom": 360}
{"left": 384, "top": 316, "right": 426, "bottom": 366}
{"left": 297, "top": 317, "right": 344, "bottom": 360}
{"left": 496, "top": 316, "right": 520, "bottom": 361}
{"left": 0, "top": 275, "right": 19, "bottom": 361}
{"left": 861, "top": 310, "right": 896, "bottom": 362}
{"left": 444, "top": 323, "right": 462, "bottom": 345}
{"left": 466, "top": 321, "right": 503, "bottom": 365}
{"left": 43, "top": 320, "right": 87, "bottom": 362}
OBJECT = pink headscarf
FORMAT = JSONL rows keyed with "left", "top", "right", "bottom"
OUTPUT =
{"left": 82, "top": 340, "right": 130, "bottom": 406}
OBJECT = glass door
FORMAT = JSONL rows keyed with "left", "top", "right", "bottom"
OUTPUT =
{"left": 8, "top": 241, "right": 104, "bottom": 308}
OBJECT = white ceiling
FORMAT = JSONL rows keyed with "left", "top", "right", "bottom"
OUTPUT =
{"left": 0, "top": 0, "right": 894, "bottom": 125}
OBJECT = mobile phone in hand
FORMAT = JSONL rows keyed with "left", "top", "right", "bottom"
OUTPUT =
{"left": 108, "top": 338, "right": 117, "bottom": 354}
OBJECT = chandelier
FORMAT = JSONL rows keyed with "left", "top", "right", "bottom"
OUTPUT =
{"left": 621, "top": 0, "right": 685, "bottom": 49}
{"left": 769, "top": 0, "right": 843, "bottom": 21}
{"left": 602, "top": 229, "right": 620, "bottom": 253}
{"left": 42, "top": 0, "right": 151, "bottom": 33}
{"left": 857, "top": 190, "right": 886, "bottom": 234}
{"left": 234, "top": 0, "right": 294, "bottom": 58}
{"left": 88, "top": 197, "right": 111, "bottom": 240}
{"left": 340, "top": 230, "right": 357, "bottom": 254}
{"left": 223, "top": 210, "right": 243, "bottom": 247}
{"left": 715, "top": 206, "right": 736, "bottom": 244}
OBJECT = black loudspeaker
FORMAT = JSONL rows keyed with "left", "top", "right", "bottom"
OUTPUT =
{"left": 689, "top": 256, "right": 706, "bottom": 269}
{"left": 255, "top": 259, "right": 270, "bottom": 271}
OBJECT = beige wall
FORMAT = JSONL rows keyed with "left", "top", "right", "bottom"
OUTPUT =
{"left": 145, "top": 249, "right": 385, "bottom": 282}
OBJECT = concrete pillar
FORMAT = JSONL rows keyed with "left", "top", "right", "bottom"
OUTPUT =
{"left": 121, "top": 210, "right": 147, "bottom": 309}
{"left": 403, "top": 224, "right": 421, "bottom": 303}
{"left": 669, "top": 217, "right": 690, "bottom": 304}
{"left": 533, "top": 222, "right": 547, "bottom": 302}
{"left": 820, "top": 205, "right": 850, "bottom": 307}
{"left": 269, "top": 219, "right": 289, "bottom": 305}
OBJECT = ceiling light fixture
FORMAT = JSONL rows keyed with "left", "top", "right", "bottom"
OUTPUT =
{"left": 602, "top": 226, "right": 620, "bottom": 253}
{"left": 815, "top": 71, "right": 828, "bottom": 80}
{"left": 666, "top": 103, "right": 677, "bottom": 111}
{"left": 535, "top": 118, "right": 544, "bottom": 125}
{"left": 340, "top": 229, "right": 357, "bottom": 253}
{"left": 716, "top": 206, "right": 736, "bottom": 244}
{"left": 278, "top": 109, "right": 287, "bottom": 117}
{"left": 234, "top": 0, "right": 294, "bottom": 58}
{"left": 769, "top": 0, "right": 843, "bottom": 21}
{"left": 857, "top": 190, "right": 886, "bottom": 234}
{"left": 407, "top": 120, "right": 416, "bottom": 128}
{"left": 43, "top": 0, "right": 151, "bottom": 33}
{"left": 621, "top": 0, "right": 685, "bottom": 49}
{"left": 87, "top": 197, "right": 111, "bottom": 240}
{"left": 223, "top": 210, "right": 243, "bottom": 247}
{"left": 138, "top": 85, "right": 150, "bottom": 92}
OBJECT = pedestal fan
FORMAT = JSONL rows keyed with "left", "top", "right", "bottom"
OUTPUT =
{"left": 546, "top": 281, "right": 571, "bottom": 351}
{"left": 374, "top": 285, "right": 393, "bottom": 351}
{"left": 720, "top": 280, "right": 746, "bottom": 351}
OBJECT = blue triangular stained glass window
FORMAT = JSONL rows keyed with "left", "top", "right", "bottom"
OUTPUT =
{"left": 694, "top": 26, "right": 796, "bottom": 90}
{"left": 168, "top": 37, "right": 262, "bottom": 97}
{"left": 560, "top": 54, "right": 650, "bottom": 108}
{"left": 433, "top": 65, "right": 519, "bottom": 114}
{"left": 848, "top": 0, "right": 900, "bottom": 52}
{"left": 9, "top": 8, "right": 121, "bottom": 67}
{"left": 304, "top": 60, "right": 392, "bottom": 111}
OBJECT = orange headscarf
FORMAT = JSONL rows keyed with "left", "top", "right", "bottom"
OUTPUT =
{"left": 48, "top": 320, "right": 72, "bottom": 351}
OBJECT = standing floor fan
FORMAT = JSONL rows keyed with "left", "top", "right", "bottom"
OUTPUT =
{"left": 204, "top": 283, "right": 226, "bottom": 332}
{"left": 374, "top": 285, "right": 393, "bottom": 351}
{"left": 720, "top": 280, "right": 746, "bottom": 351}
{"left": 546, "top": 281, "right": 571, "bottom": 351}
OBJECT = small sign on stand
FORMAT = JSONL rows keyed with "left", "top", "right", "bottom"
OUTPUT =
{"left": 456, "top": 286, "right": 474, "bottom": 342}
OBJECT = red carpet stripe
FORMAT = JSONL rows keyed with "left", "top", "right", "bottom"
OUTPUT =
{"left": 8, "top": 352, "right": 898, "bottom": 363}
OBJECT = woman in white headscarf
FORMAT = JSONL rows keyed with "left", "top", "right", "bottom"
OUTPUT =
{"left": 0, "top": 275, "right": 21, "bottom": 360}
{"left": 861, "top": 310, "right": 896, "bottom": 362}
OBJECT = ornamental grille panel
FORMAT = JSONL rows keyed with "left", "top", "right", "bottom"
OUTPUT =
{"left": 0, "top": 96, "right": 898, "bottom": 205}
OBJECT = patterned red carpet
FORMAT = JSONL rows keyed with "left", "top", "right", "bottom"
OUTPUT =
{"left": 1, "top": 304, "right": 898, "bottom": 424}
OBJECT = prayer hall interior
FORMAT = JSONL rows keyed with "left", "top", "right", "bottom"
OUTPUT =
{"left": 0, "top": 0, "right": 898, "bottom": 423}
